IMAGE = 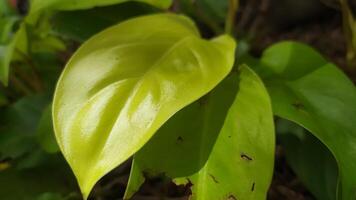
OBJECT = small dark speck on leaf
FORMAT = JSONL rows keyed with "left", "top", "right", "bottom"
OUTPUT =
{"left": 241, "top": 154, "right": 253, "bottom": 161}
{"left": 209, "top": 174, "right": 219, "bottom": 183}
{"left": 228, "top": 194, "right": 237, "bottom": 200}
{"left": 292, "top": 101, "right": 305, "bottom": 110}
{"left": 228, "top": 135, "right": 232, "bottom": 138}
{"left": 176, "top": 136, "right": 183, "bottom": 144}
{"left": 251, "top": 182, "right": 255, "bottom": 191}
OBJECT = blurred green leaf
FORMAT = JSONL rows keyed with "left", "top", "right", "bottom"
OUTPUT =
{"left": 0, "top": 0, "right": 15, "bottom": 16}
{"left": 37, "top": 105, "right": 59, "bottom": 153}
{"left": 0, "top": 16, "right": 19, "bottom": 43}
{"left": 277, "top": 119, "right": 338, "bottom": 200}
{"left": 0, "top": 92, "right": 7, "bottom": 106}
{"left": 53, "top": 14, "right": 236, "bottom": 198}
{"left": 255, "top": 41, "right": 356, "bottom": 200}
{"left": 125, "top": 66, "right": 275, "bottom": 200}
{"left": 197, "top": 0, "right": 228, "bottom": 23}
{"left": 29, "top": 0, "right": 172, "bottom": 15}
{"left": 0, "top": 95, "right": 49, "bottom": 161}
{"left": 51, "top": 2, "right": 160, "bottom": 42}
{"left": 0, "top": 43, "right": 15, "bottom": 85}
{"left": 178, "top": 0, "right": 226, "bottom": 34}
{"left": 0, "top": 155, "right": 79, "bottom": 200}
{"left": 0, "top": 96, "right": 78, "bottom": 199}
{"left": 36, "top": 193, "right": 63, "bottom": 200}
{"left": 32, "top": 52, "right": 62, "bottom": 93}
{"left": 0, "top": 95, "right": 48, "bottom": 131}
{"left": 0, "top": 23, "right": 28, "bottom": 86}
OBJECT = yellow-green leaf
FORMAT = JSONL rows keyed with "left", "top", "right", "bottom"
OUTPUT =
{"left": 125, "top": 66, "right": 275, "bottom": 200}
{"left": 53, "top": 14, "right": 236, "bottom": 199}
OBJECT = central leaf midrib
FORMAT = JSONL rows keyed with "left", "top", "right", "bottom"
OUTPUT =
{"left": 92, "top": 35, "right": 198, "bottom": 164}
{"left": 195, "top": 94, "right": 214, "bottom": 200}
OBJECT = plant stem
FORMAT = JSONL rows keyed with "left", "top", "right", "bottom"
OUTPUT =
{"left": 225, "top": 0, "right": 239, "bottom": 35}
{"left": 15, "top": 48, "right": 44, "bottom": 91}
{"left": 339, "top": 0, "right": 356, "bottom": 68}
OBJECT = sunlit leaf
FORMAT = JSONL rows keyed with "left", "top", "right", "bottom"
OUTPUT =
{"left": 53, "top": 14, "right": 236, "bottom": 198}
{"left": 255, "top": 41, "right": 356, "bottom": 200}
{"left": 125, "top": 66, "right": 275, "bottom": 200}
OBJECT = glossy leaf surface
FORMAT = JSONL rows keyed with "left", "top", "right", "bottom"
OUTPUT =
{"left": 256, "top": 41, "right": 356, "bottom": 200}
{"left": 53, "top": 14, "right": 236, "bottom": 198}
{"left": 30, "top": 0, "right": 172, "bottom": 14}
{"left": 125, "top": 66, "right": 275, "bottom": 200}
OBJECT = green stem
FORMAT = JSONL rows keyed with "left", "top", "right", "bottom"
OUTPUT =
{"left": 10, "top": 75, "right": 33, "bottom": 95}
{"left": 225, "top": 0, "right": 239, "bottom": 35}
{"left": 339, "top": 0, "right": 356, "bottom": 68}
{"left": 15, "top": 48, "right": 44, "bottom": 91}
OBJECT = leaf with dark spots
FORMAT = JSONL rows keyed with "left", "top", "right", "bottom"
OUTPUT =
{"left": 255, "top": 41, "right": 356, "bottom": 199}
{"left": 291, "top": 101, "right": 305, "bottom": 110}
{"left": 125, "top": 66, "right": 275, "bottom": 200}
{"left": 228, "top": 194, "right": 237, "bottom": 200}
{"left": 251, "top": 182, "right": 255, "bottom": 191}
{"left": 53, "top": 14, "right": 236, "bottom": 199}
{"left": 176, "top": 136, "right": 184, "bottom": 144}
{"left": 209, "top": 174, "right": 219, "bottom": 184}
{"left": 241, "top": 154, "right": 253, "bottom": 161}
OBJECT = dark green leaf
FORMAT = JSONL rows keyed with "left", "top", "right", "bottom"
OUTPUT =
{"left": 0, "top": 155, "right": 79, "bottom": 200}
{"left": 51, "top": 2, "right": 160, "bottom": 42}
{"left": 29, "top": 0, "right": 172, "bottom": 15}
{"left": 277, "top": 119, "right": 338, "bottom": 200}
{"left": 0, "top": 95, "right": 48, "bottom": 162}
{"left": 197, "top": 0, "right": 228, "bottom": 23}
{"left": 37, "top": 105, "right": 59, "bottom": 154}
{"left": 255, "top": 41, "right": 356, "bottom": 200}
{"left": 0, "top": 92, "right": 7, "bottom": 106}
